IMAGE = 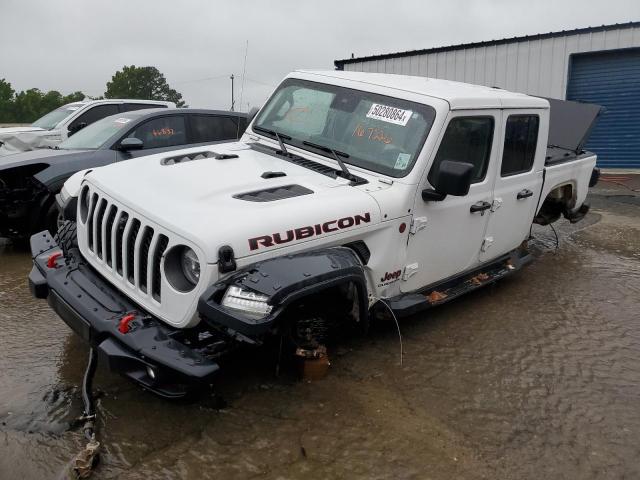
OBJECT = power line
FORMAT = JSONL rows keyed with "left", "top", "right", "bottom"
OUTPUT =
{"left": 172, "top": 74, "right": 230, "bottom": 85}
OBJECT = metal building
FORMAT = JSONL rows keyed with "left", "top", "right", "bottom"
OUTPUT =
{"left": 335, "top": 22, "right": 640, "bottom": 169}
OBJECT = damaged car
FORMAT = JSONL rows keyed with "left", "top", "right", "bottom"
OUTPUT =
{"left": 0, "top": 99, "right": 175, "bottom": 156}
{"left": 1, "top": 108, "right": 248, "bottom": 239}
{"left": 29, "top": 70, "right": 601, "bottom": 398}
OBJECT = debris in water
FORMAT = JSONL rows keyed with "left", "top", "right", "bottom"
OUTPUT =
{"left": 71, "top": 438, "right": 100, "bottom": 479}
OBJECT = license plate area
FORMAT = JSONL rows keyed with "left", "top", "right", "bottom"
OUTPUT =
{"left": 49, "top": 290, "right": 91, "bottom": 342}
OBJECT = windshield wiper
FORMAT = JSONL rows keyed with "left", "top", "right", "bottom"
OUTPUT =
{"left": 253, "top": 125, "right": 292, "bottom": 156}
{"left": 302, "top": 141, "right": 356, "bottom": 182}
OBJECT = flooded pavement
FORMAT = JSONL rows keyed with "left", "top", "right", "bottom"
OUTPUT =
{"left": 1, "top": 178, "right": 639, "bottom": 479}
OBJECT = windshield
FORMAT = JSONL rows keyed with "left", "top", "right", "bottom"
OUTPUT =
{"left": 31, "top": 104, "right": 84, "bottom": 130}
{"left": 58, "top": 115, "right": 133, "bottom": 150}
{"left": 253, "top": 78, "right": 436, "bottom": 177}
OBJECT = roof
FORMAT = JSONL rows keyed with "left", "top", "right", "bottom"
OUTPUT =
{"left": 119, "top": 108, "right": 248, "bottom": 119}
{"left": 294, "top": 70, "right": 549, "bottom": 110}
{"left": 335, "top": 21, "right": 640, "bottom": 68}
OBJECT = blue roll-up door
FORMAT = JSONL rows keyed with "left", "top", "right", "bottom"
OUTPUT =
{"left": 567, "top": 48, "right": 640, "bottom": 168}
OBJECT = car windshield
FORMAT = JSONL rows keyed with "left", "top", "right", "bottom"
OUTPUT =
{"left": 58, "top": 115, "right": 134, "bottom": 150}
{"left": 253, "top": 78, "right": 437, "bottom": 177}
{"left": 31, "top": 104, "right": 84, "bottom": 130}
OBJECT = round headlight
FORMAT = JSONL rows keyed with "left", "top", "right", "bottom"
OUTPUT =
{"left": 181, "top": 247, "right": 200, "bottom": 285}
{"left": 164, "top": 245, "right": 201, "bottom": 292}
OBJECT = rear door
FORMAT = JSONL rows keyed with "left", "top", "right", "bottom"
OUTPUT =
{"left": 402, "top": 110, "right": 501, "bottom": 292}
{"left": 480, "top": 111, "right": 545, "bottom": 261}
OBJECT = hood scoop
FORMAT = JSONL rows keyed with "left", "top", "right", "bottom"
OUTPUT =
{"left": 233, "top": 184, "right": 313, "bottom": 202}
{"left": 161, "top": 150, "right": 239, "bottom": 165}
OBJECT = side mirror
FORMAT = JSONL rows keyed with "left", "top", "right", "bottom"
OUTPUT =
{"left": 119, "top": 137, "right": 144, "bottom": 151}
{"left": 422, "top": 160, "right": 474, "bottom": 201}
{"left": 68, "top": 122, "right": 87, "bottom": 136}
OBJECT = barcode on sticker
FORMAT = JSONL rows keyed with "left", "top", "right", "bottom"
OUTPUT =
{"left": 366, "top": 103, "right": 413, "bottom": 126}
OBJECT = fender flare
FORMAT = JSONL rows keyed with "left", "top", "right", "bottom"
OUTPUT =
{"left": 197, "top": 247, "right": 368, "bottom": 339}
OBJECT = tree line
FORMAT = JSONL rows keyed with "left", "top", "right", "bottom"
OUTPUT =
{"left": 0, "top": 66, "right": 185, "bottom": 123}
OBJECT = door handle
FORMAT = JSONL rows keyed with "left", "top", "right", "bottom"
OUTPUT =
{"left": 470, "top": 201, "right": 492, "bottom": 214}
{"left": 517, "top": 189, "right": 534, "bottom": 199}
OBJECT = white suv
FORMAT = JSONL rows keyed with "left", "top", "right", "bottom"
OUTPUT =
{"left": 0, "top": 99, "right": 175, "bottom": 155}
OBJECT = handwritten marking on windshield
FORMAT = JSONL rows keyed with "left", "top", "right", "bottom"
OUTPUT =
{"left": 352, "top": 124, "right": 393, "bottom": 144}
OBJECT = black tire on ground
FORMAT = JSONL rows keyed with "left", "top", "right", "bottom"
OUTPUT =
{"left": 54, "top": 220, "right": 78, "bottom": 260}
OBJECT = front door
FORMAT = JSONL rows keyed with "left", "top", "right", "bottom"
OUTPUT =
{"left": 401, "top": 110, "right": 502, "bottom": 293}
{"left": 479, "top": 112, "right": 544, "bottom": 261}
{"left": 116, "top": 115, "right": 188, "bottom": 160}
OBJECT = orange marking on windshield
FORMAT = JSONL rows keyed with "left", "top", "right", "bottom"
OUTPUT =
{"left": 352, "top": 124, "right": 392, "bottom": 144}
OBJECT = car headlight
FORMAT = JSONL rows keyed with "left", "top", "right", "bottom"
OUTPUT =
{"left": 180, "top": 247, "right": 200, "bottom": 285}
{"left": 221, "top": 285, "right": 273, "bottom": 320}
{"left": 164, "top": 245, "right": 201, "bottom": 292}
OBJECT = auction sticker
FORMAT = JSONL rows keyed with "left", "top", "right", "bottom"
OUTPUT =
{"left": 366, "top": 103, "right": 413, "bottom": 126}
{"left": 394, "top": 153, "right": 411, "bottom": 170}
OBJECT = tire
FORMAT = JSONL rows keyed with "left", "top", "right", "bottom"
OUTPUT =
{"left": 54, "top": 220, "right": 78, "bottom": 260}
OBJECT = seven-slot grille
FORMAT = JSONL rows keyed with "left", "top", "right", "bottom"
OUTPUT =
{"left": 85, "top": 191, "right": 169, "bottom": 302}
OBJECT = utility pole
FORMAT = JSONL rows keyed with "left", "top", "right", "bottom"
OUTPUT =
{"left": 230, "top": 74, "right": 235, "bottom": 111}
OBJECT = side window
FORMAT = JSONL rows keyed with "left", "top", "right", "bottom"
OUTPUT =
{"left": 501, "top": 115, "right": 539, "bottom": 176}
{"left": 122, "top": 103, "right": 166, "bottom": 112}
{"left": 189, "top": 115, "right": 241, "bottom": 143}
{"left": 69, "top": 104, "right": 119, "bottom": 131}
{"left": 124, "top": 116, "right": 187, "bottom": 149}
{"left": 428, "top": 117, "right": 494, "bottom": 185}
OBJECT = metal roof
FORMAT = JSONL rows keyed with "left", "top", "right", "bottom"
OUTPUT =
{"left": 335, "top": 21, "right": 640, "bottom": 69}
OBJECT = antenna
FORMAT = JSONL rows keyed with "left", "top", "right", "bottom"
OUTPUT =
{"left": 230, "top": 74, "right": 235, "bottom": 111}
{"left": 239, "top": 40, "right": 248, "bottom": 113}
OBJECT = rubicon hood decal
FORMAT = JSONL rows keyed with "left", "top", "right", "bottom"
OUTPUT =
{"left": 249, "top": 213, "right": 371, "bottom": 250}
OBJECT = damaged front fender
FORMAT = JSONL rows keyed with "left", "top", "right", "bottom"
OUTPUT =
{"left": 197, "top": 247, "right": 368, "bottom": 340}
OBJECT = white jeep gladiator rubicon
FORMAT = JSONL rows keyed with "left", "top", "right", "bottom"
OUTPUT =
{"left": 29, "top": 71, "right": 601, "bottom": 398}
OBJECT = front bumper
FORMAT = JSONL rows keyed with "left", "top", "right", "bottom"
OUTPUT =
{"left": 29, "top": 231, "right": 221, "bottom": 398}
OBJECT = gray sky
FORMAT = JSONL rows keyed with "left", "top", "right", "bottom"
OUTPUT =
{"left": 1, "top": 0, "right": 638, "bottom": 111}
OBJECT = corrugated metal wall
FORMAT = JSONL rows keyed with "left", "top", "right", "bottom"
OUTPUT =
{"left": 343, "top": 25, "right": 640, "bottom": 99}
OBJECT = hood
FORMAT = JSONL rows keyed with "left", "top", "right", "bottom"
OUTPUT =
{"left": 85, "top": 142, "right": 382, "bottom": 261}
{"left": 0, "top": 127, "right": 62, "bottom": 156}
{"left": 0, "top": 126, "right": 45, "bottom": 135}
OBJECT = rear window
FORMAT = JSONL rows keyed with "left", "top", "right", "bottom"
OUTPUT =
{"left": 501, "top": 115, "right": 539, "bottom": 176}
{"left": 189, "top": 115, "right": 241, "bottom": 143}
{"left": 122, "top": 103, "right": 167, "bottom": 112}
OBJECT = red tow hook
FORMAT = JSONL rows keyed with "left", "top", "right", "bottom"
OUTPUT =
{"left": 46, "top": 251, "right": 63, "bottom": 269}
{"left": 118, "top": 314, "right": 136, "bottom": 334}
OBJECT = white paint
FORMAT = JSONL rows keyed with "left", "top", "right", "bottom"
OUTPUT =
{"left": 65, "top": 70, "right": 596, "bottom": 329}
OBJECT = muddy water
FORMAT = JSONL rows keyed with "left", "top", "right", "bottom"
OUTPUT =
{"left": 1, "top": 192, "right": 639, "bottom": 479}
